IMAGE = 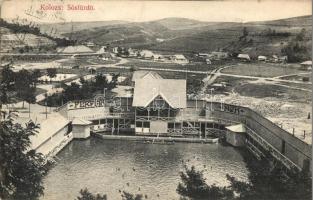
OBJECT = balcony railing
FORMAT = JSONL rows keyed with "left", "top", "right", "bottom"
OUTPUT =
{"left": 135, "top": 115, "right": 175, "bottom": 121}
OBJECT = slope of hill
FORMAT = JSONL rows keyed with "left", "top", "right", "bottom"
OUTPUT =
{"left": 63, "top": 16, "right": 311, "bottom": 55}
{"left": 0, "top": 27, "right": 56, "bottom": 53}
{"left": 153, "top": 17, "right": 214, "bottom": 30}
{"left": 249, "top": 15, "right": 312, "bottom": 28}
{"left": 39, "top": 20, "right": 128, "bottom": 35}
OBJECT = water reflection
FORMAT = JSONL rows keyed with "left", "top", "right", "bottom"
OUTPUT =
{"left": 42, "top": 138, "right": 249, "bottom": 200}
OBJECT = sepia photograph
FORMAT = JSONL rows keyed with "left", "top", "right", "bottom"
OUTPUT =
{"left": 0, "top": 0, "right": 312, "bottom": 199}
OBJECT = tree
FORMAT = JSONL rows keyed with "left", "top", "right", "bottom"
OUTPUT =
{"left": 15, "top": 69, "right": 36, "bottom": 108}
{"left": 31, "top": 69, "right": 42, "bottom": 87}
{"left": 177, "top": 151, "right": 312, "bottom": 200}
{"left": 0, "top": 85, "right": 9, "bottom": 109}
{"left": 296, "top": 28, "right": 306, "bottom": 41}
{"left": 243, "top": 27, "right": 248, "bottom": 37}
{"left": 46, "top": 68, "right": 57, "bottom": 79}
{"left": 94, "top": 74, "right": 109, "bottom": 90}
{"left": 121, "top": 191, "right": 143, "bottom": 200}
{"left": 281, "top": 42, "right": 308, "bottom": 62}
{"left": 62, "top": 82, "right": 84, "bottom": 102}
{"left": 0, "top": 117, "right": 47, "bottom": 199}
{"left": 177, "top": 165, "right": 233, "bottom": 200}
{"left": 226, "top": 150, "right": 312, "bottom": 200}
{"left": 108, "top": 73, "right": 120, "bottom": 90}
{"left": 239, "top": 27, "right": 248, "bottom": 41}
{"left": 76, "top": 188, "right": 107, "bottom": 200}
{"left": 0, "top": 65, "right": 15, "bottom": 91}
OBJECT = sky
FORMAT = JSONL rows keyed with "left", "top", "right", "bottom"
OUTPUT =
{"left": 0, "top": 0, "right": 312, "bottom": 23}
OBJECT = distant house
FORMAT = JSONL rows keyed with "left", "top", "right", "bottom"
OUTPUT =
{"left": 153, "top": 54, "right": 165, "bottom": 61}
{"left": 206, "top": 58, "right": 212, "bottom": 65}
{"left": 300, "top": 60, "right": 312, "bottom": 70}
{"left": 112, "top": 47, "right": 119, "bottom": 54}
{"left": 128, "top": 48, "right": 139, "bottom": 57}
{"left": 140, "top": 50, "right": 154, "bottom": 59}
{"left": 132, "top": 71, "right": 162, "bottom": 84}
{"left": 272, "top": 55, "right": 279, "bottom": 62}
{"left": 97, "top": 46, "right": 107, "bottom": 54}
{"left": 237, "top": 54, "right": 250, "bottom": 61}
{"left": 208, "top": 51, "right": 229, "bottom": 60}
{"left": 172, "top": 54, "right": 189, "bottom": 64}
{"left": 86, "top": 42, "right": 95, "bottom": 47}
{"left": 279, "top": 56, "right": 288, "bottom": 63}
{"left": 258, "top": 55, "right": 267, "bottom": 61}
{"left": 100, "top": 52, "right": 113, "bottom": 61}
{"left": 198, "top": 53, "right": 209, "bottom": 58}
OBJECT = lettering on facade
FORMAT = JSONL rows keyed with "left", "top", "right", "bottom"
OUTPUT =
{"left": 223, "top": 104, "right": 244, "bottom": 115}
{"left": 67, "top": 96, "right": 105, "bottom": 110}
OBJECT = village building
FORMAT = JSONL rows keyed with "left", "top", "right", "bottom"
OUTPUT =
{"left": 153, "top": 54, "right": 165, "bottom": 61}
{"left": 279, "top": 56, "right": 288, "bottom": 63}
{"left": 171, "top": 54, "right": 189, "bottom": 64}
{"left": 300, "top": 60, "right": 312, "bottom": 70}
{"left": 112, "top": 47, "right": 119, "bottom": 54}
{"left": 272, "top": 55, "right": 279, "bottom": 62}
{"left": 206, "top": 58, "right": 212, "bottom": 65}
{"left": 208, "top": 51, "right": 229, "bottom": 60}
{"left": 128, "top": 48, "right": 139, "bottom": 57}
{"left": 131, "top": 70, "right": 162, "bottom": 86}
{"left": 197, "top": 53, "right": 209, "bottom": 58}
{"left": 139, "top": 50, "right": 154, "bottom": 59}
{"left": 100, "top": 52, "right": 113, "bottom": 61}
{"left": 85, "top": 42, "right": 95, "bottom": 47}
{"left": 258, "top": 55, "right": 267, "bottom": 61}
{"left": 237, "top": 54, "right": 250, "bottom": 61}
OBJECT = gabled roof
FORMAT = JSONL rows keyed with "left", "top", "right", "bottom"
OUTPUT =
{"left": 238, "top": 54, "right": 250, "bottom": 59}
{"left": 301, "top": 60, "right": 312, "bottom": 65}
{"left": 30, "top": 113, "right": 70, "bottom": 150}
{"left": 173, "top": 54, "right": 187, "bottom": 59}
{"left": 132, "top": 79, "right": 186, "bottom": 108}
{"left": 226, "top": 124, "right": 246, "bottom": 133}
{"left": 57, "top": 45, "right": 94, "bottom": 54}
{"left": 131, "top": 71, "right": 162, "bottom": 82}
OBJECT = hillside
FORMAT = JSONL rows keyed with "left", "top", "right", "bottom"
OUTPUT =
{"left": 0, "top": 27, "right": 56, "bottom": 53}
{"left": 61, "top": 16, "right": 311, "bottom": 57}
{"left": 39, "top": 20, "right": 128, "bottom": 35}
{"left": 153, "top": 17, "right": 214, "bottom": 30}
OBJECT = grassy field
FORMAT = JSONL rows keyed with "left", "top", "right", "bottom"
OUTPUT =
{"left": 221, "top": 63, "right": 304, "bottom": 78}
{"left": 119, "top": 58, "right": 213, "bottom": 72}
{"left": 235, "top": 83, "right": 312, "bottom": 103}
{"left": 280, "top": 73, "right": 311, "bottom": 82}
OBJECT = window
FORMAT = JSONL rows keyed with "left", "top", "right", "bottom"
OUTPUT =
{"left": 143, "top": 122, "right": 150, "bottom": 128}
{"left": 281, "top": 140, "right": 286, "bottom": 154}
{"left": 175, "top": 123, "right": 182, "bottom": 129}
{"left": 136, "top": 121, "right": 142, "bottom": 127}
{"left": 168, "top": 123, "right": 174, "bottom": 129}
{"left": 207, "top": 123, "right": 213, "bottom": 128}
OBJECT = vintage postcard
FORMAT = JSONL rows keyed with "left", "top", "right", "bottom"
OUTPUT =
{"left": 0, "top": 0, "right": 312, "bottom": 199}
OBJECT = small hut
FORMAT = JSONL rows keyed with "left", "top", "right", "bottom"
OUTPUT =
{"left": 225, "top": 124, "right": 246, "bottom": 147}
{"left": 72, "top": 118, "right": 93, "bottom": 139}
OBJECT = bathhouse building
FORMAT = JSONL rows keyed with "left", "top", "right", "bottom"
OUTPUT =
{"left": 132, "top": 78, "right": 186, "bottom": 135}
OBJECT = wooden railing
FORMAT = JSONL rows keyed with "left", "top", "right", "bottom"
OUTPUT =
{"left": 245, "top": 126, "right": 301, "bottom": 170}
